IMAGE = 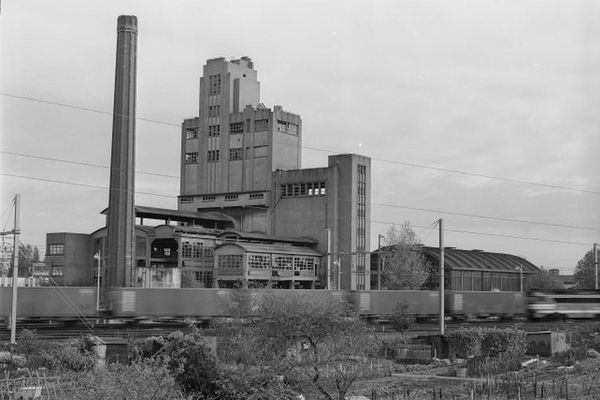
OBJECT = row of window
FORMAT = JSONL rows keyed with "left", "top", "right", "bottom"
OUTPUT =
{"left": 186, "top": 146, "right": 271, "bottom": 163}
{"left": 208, "top": 74, "right": 221, "bottom": 95}
{"left": 219, "top": 254, "right": 316, "bottom": 270}
{"left": 179, "top": 193, "right": 265, "bottom": 203}
{"left": 181, "top": 241, "right": 215, "bottom": 259}
{"left": 47, "top": 244, "right": 64, "bottom": 255}
{"left": 280, "top": 182, "right": 326, "bottom": 198}
{"left": 276, "top": 120, "right": 298, "bottom": 135}
{"left": 186, "top": 120, "right": 272, "bottom": 140}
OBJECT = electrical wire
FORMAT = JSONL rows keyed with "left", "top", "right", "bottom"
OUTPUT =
{"left": 2, "top": 91, "right": 598, "bottom": 196}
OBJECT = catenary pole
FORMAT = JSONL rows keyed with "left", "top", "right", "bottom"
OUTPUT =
{"left": 595, "top": 243, "right": 598, "bottom": 290}
{"left": 439, "top": 218, "right": 444, "bottom": 335}
{"left": 377, "top": 234, "right": 383, "bottom": 290}
{"left": 327, "top": 228, "right": 331, "bottom": 289}
{"left": 10, "top": 194, "right": 20, "bottom": 345}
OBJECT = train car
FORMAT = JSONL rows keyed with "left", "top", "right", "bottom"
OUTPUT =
{"left": 347, "top": 290, "right": 440, "bottom": 318}
{"left": 528, "top": 290, "right": 600, "bottom": 319}
{"left": 106, "top": 288, "right": 222, "bottom": 319}
{"left": 445, "top": 291, "right": 526, "bottom": 319}
{"left": 106, "top": 288, "right": 346, "bottom": 319}
{"left": 0, "top": 286, "right": 98, "bottom": 321}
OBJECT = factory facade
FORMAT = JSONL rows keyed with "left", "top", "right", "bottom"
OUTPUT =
{"left": 45, "top": 56, "right": 372, "bottom": 290}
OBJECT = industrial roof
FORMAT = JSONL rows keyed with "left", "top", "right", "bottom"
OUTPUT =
{"left": 215, "top": 241, "right": 322, "bottom": 256}
{"left": 217, "top": 230, "right": 317, "bottom": 246}
{"left": 420, "top": 247, "right": 540, "bottom": 273}
{"left": 100, "top": 205, "right": 236, "bottom": 224}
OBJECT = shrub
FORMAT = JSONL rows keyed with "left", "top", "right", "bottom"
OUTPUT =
{"left": 481, "top": 328, "right": 527, "bottom": 358}
{"left": 390, "top": 302, "right": 415, "bottom": 333}
{"left": 446, "top": 328, "right": 484, "bottom": 359}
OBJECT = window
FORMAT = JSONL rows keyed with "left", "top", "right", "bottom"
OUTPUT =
{"left": 229, "top": 148, "right": 243, "bottom": 160}
{"left": 230, "top": 122, "right": 244, "bottom": 134}
{"left": 193, "top": 242, "right": 202, "bottom": 259}
{"left": 248, "top": 254, "right": 271, "bottom": 269}
{"left": 219, "top": 255, "right": 243, "bottom": 269}
{"left": 280, "top": 182, "right": 326, "bottom": 197}
{"left": 179, "top": 196, "right": 193, "bottom": 203}
{"left": 249, "top": 193, "right": 264, "bottom": 199}
{"left": 276, "top": 120, "right": 298, "bottom": 135}
{"left": 185, "top": 128, "right": 199, "bottom": 139}
{"left": 208, "top": 125, "right": 220, "bottom": 137}
{"left": 202, "top": 195, "right": 215, "bottom": 201}
{"left": 185, "top": 152, "right": 198, "bottom": 163}
{"left": 51, "top": 266, "right": 64, "bottom": 276}
{"left": 224, "top": 194, "right": 238, "bottom": 201}
{"left": 274, "top": 256, "right": 293, "bottom": 270}
{"left": 277, "top": 120, "right": 287, "bottom": 133}
{"left": 208, "top": 105, "right": 220, "bottom": 118}
{"left": 48, "top": 244, "right": 64, "bottom": 255}
{"left": 254, "top": 119, "right": 269, "bottom": 132}
{"left": 209, "top": 74, "right": 221, "bottom": 95}
{"left": 182, "top": 241, "right": 192, "bottom": 258}
{"left": 207, "top": 150, "right": 219, "bottom": 162}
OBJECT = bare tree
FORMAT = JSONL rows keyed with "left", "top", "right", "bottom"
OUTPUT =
{"left": 380, "top": 222, "right": 430, "bottom": 289}
{"left": 252, "top": 291, "right": 375, "bottom": 400}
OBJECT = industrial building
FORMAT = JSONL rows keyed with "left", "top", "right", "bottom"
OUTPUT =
{"left": 370, "top": 246, "right": 540, "bottom": 292}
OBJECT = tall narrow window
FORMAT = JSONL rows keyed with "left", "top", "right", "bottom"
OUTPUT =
{"left": 209, "top": 75, "right": 221, "bottom": 95}
{"left": 208, "top": 106, "right": 221, "bottom": 118}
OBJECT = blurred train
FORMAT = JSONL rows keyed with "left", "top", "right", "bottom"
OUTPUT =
{"left": 3, "top": 287, "right": 600, "bottom": 323}
{"left": 0, "top": 287, "right": 528, "bottom": 322}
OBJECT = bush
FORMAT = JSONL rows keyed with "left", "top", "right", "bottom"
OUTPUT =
{"left": 481, "top": 328, "right": 527, "bottom": 358}
{"left": 390, "top": 302, "right": 415, "bottom": 333}
{"left": 13, "top": 330, "right": 97, "bottom": 372}
{"left": 446, "top": 328, "right": 484, "bottom": 360}
{"left": 62, "top": 359, "right": 187, "bottom": 400}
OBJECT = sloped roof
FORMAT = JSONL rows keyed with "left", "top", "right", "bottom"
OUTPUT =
{"left": 100, "top": 205, "right": 236, "bottom": 224}
{"left": 217, "top": 230, "right": 317, "bottom": 246}
{"left": 420, "top": 247, "right": 539, "bottom": 273}
{"left": 215, "top": 241, "right": 322, "bottom": 256}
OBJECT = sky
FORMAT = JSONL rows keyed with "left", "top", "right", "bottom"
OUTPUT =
{"left": 1, "top": 1, "right": 598, "bottom": 273}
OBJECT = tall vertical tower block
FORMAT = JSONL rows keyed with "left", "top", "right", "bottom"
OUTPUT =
{"left": 179, "top": 57, "right": 302, "bottom": 233}
{"left": 106, "top": 15, "right": 137, "bottom": 287}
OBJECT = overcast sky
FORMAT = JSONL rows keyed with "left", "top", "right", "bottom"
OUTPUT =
{"left": 1, "top": 1, "right": 598, "bottom": 273}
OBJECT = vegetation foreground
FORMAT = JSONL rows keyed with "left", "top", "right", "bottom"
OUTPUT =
{"left": 3, "top": 292, "right": 600, "bottom": 399}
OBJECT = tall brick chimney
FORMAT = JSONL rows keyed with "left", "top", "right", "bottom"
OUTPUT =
{"left": 106, "top": 15, "right": 137, "bottom": 287}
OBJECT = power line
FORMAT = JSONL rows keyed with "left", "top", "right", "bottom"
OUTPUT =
{"left": 371, "top": 202, "right": 600, "bottom": 232}
{"left": 371, "top": 219, "right": 592, "bottom": 247}
{"left": 3, "top": 151, "right": 597, "bottom": 233}
{"left": 1, "top": 93, "right": 179, "bottom": 128}
{"left": 0, "top": 150, "right": 179, "bottom": 179}
{"left": 0, "top": 173, "right": 175, "bottom": 199}
{"left": 4, "top": 172, "right": 597, "bottom": 248}
{"left": 3, "top": 92, "right": 598, "bottom": 196}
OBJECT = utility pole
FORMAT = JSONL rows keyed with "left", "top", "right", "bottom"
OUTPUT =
{"left": 595, "top": 243, "right": 598, "bottom": 290}
{"left": 519, "top": 264, "right": 524, "bottom": 292}
{"left": 10, "top": 194, "right": 20, "bottom": 345}
{"left": 95, "top": 252, "right": 101, "bottom": 311}
{"left": 438, "top": 218, "right": 444, "bottom": 336}
{"left": 377, "top": 234, "right": 383, "bottom": 290}
{"left": 326, "top": 228, "right": 331, "bottom": 290}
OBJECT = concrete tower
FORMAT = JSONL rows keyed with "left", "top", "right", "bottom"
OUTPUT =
{"left": 106, "top": 15, "right": 137, "bottom": 287}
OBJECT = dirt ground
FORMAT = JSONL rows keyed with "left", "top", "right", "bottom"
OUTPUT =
{"left": 338, "top": 357, "right": 600, "bottom": 400}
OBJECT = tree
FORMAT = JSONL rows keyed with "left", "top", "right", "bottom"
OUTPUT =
{"left": 15, "top": 243, "right": 40, "bottom": 277}
{"left": 525, "top": 267, "right": 564, "bottom": 290}
{"left": 379, "top": 222, "right": 430, "bottom": 289}
{"left": 574, "top": 249, "right": 598, "bottom": 289}
{"left": 252, "top": 291, "right": 375, "bottom": 400}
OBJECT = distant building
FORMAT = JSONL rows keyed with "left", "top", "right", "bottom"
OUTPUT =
{"left": 371, "top": 246, "right": 541, "bottom": 292}
{"left": 45, "top": 232, "right": 92, "bottom": 286}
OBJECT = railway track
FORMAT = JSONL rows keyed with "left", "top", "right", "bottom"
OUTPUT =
{"left": 0, "top": 318, "right": 589, "bottom": 342}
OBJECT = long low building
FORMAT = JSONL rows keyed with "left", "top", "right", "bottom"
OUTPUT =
{"left": 45, "top": 206, "right": 322, "bottom": 288}
{"left": 371, "top": 246, "right": 540, "bottom": 292}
